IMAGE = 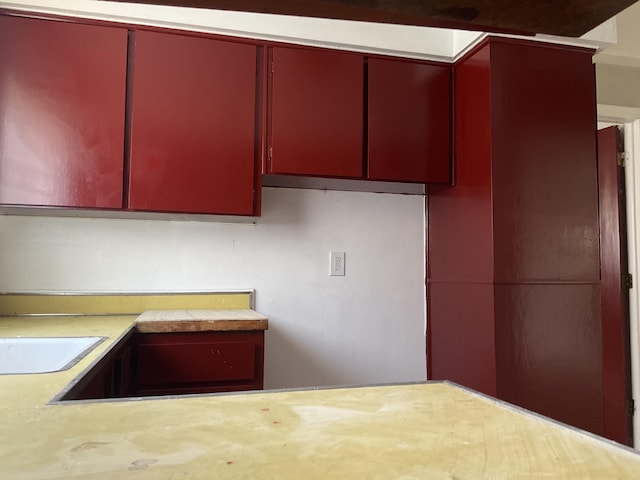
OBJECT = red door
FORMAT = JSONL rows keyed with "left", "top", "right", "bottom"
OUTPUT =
{"left": 128, "top": 31, "right": 258, "bottom": 215}
{"left": 0, "top": 15, "right": 127, "bottom": 208}
{"left": 598, "top": 126, "right": 634, "bottom": 446}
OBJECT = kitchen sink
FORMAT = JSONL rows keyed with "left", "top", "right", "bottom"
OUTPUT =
{"left": 0, "top": 337, "right": 105, "bottom": 374}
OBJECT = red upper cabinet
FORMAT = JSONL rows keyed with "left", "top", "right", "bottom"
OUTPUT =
{"left": 268, "top": 46, "right": 364, "bottom": 178}
{"left": 128, "top": 31, "right": 258, "bottom": 215}
{"left": 490, "top": 41, "right": 600, "bottom": 283}
{"left": 367, "top": 58, "right": 451, "bottom": 184}
{"left": 0, "top": 15, "right": 127, "bottom": 208}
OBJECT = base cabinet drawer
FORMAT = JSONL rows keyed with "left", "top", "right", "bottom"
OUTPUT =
{"left": 134, "top": 331, "right": 264, "bottom": 395}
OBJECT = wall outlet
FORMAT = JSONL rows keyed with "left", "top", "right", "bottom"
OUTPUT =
{"left": 330, "top": 251, "right": 345, "bottom": 276}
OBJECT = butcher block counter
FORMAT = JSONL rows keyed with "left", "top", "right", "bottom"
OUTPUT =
{"left": 136, "top": 309, "right": 268, "bottom": 333}
{"left": 1, "top": 295, "right": 640, "bottom": 478}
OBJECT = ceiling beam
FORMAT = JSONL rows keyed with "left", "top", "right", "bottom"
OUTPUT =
{"left": 105, "top": 0, "right": 637, "bottom": 37}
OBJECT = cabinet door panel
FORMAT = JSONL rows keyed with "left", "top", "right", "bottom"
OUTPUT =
{"left": 368, "top": 59, "right": 451, "bottom": 183}
{"left": 134, "top": 331, "right": 264, "bottom": 394}
{"left": 269, "top": 47, "right": 363, "bottom": 178}
{"left": 491, "top": 42, "right": 599, "bottom": 282}
{"left": 137, "top": 341, "right": 256, "bottom": 385}
{"left": 495, "top": 283, "right": 604, "bottom": 436}
{"left": 128, "top": 31, "right": 257, "bottom": 215}
{"left": 0, "top": 16, "right": 127, "bottom": 208}
{"left": 428, "top": 282, "right": 497, "bottom": 396}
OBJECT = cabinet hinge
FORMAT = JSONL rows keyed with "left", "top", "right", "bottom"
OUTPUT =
{"left": 617, "top": 152, "right": 627, "bottom": 167}
{"left": 268, "top": 147, "right": 273, "bottom": 161}
{"left": 627, "top": 397, "right": 636, "bottom": 417}
{"left": 626, "top": 273, "right": 633, "bottom": 289}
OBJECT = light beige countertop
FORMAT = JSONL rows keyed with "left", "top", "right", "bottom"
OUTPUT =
{"left": 2, "top": 315, "right": 640, "bottom": 479}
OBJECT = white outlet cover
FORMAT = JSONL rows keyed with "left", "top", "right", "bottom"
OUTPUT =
{"left": 330, "top": 251, "right": 345, "bottom": 276}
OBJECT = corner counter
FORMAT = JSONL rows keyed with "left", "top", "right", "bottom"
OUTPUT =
{"left": 1, "top": 314, "right": 640, "bottom": 479}
{"left": 1, "top": 296, "right": 640, "bottom": 479}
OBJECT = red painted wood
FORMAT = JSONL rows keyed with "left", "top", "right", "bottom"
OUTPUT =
{"left": 368, "top": 58, "right": 451, "bottom": 184}
{"left": 0, "top": 15, "right": 127, "bottom": 208}
{"left": 128, "top": 31, "right": 258, "bottom": 215}
{"left": 428, "top": 282, "right": 497, "bottom": 396}
{"left": 494, "top": 284, "right": 604, "bottom": 435}
{"left": 428, "top": 43, "right": 493, "bottom": 284}
{"left": 253, "top": 45, "right": 268, "bottom": 215}
{"left": 598, "top": 126, "right": 633, "bottom": 445}
{"left": 429, "top": 38, "right": 606, "bottom": 437}
{"left": 427, "top": 44, "right": 495, "bottom": 395}
{"left": 269, "top": 46, "right": 363, "bottom": 178}
{"left": 137, "top": 342, "right": 256, "bottom": 383}
{"left": 134, "top": 331, "right": 264, "bottom": 394}
{"left": 65, "top": 331, "right": 134, "bottom": 400}
{"left": 489, "top": 40, "right": 604, "bottom": 436}
{"left": 491, "top": 41, "right": 600, "bottom": 283}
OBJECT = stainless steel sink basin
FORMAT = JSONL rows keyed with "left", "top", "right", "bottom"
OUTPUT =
{"left": 0, "top": 337, "right": 105, "bottom": 374}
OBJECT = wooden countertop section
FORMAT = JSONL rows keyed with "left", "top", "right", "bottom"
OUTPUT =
{"left": 135, "top": 309, "right": 268, "bottom": 333}
{"left": 2, "top": 315, "right": 640, "bottom": 479}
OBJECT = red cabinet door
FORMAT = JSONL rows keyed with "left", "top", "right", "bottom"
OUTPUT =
{"left": 368, "top": 58, "right": 451, "bottom": 184}
{"left": 269, "top": 46, "right": 363, "bottom": 178}
{"left": 0, "top": 15, "right": 127, "bottom": 208}
{"left": 490, "top": 41, "right": 600, "bottom": 283}
{"left": 128, "top": 31, "right": 258, "bottom": 215}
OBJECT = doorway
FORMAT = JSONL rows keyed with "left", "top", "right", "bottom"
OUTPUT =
{"left": 598, "top": 125, "right": 635, "bottom": 446}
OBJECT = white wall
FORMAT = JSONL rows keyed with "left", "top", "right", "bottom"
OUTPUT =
{"left": 594, "top": 1, "right": 640, "bottom": 67}
{"left": 2, "top": 0, "right": 604, "bottom": 61}
{"left": 0, "top": 187, "right": 427, "bottom": 389}
{"left": 0, "top": 0, "right": 464, "bottom": 60}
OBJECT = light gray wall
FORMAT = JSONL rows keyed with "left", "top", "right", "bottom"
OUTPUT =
{"left": 0, "top": 187, "right": 427, "bottom": 389}
{"left": 597, "top": 63, "right": 640, "bottom": 108}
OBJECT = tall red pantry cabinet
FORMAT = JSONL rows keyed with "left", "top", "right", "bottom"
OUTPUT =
{"left": 428, "top": 38, "right": 605, "bottom": 437}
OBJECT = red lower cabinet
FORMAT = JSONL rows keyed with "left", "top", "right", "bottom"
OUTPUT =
{"left": 60, "top": 330, "right": 264, "bottom": 401}
{"left": 64, "top": 330, "right": 135, "bottom": 400}
{"left": 428, "top": 282, "right": 497, "bottom": 396}
{"left": 494, "top": 284, "right": 604, "bottom": 435}
{"left": 134, "top": 331, "right": 265, "bottom": 395}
